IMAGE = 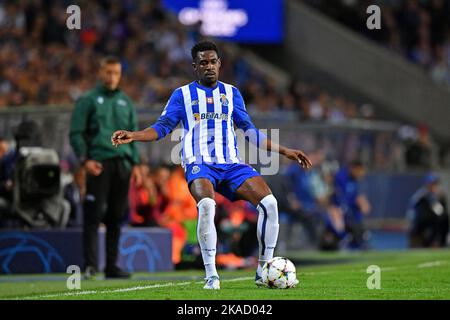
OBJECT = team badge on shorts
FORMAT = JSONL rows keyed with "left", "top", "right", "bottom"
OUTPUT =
{"left": 192, "top": 165, "right": 200, "bottom": 174}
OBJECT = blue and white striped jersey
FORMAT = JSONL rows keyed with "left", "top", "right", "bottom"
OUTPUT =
{"left": 151, "top": 81, "right": 266, "bottom": 166}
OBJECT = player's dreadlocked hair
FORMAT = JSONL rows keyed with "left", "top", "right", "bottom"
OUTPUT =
{"left": 191, "top": 41, "right": 220, "bottom": 61}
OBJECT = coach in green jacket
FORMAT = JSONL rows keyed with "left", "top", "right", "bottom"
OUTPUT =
{"left": 70, "top": 56, "right": 141, "bottom": 279}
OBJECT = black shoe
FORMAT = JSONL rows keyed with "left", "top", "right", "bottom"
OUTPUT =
{"left": 104, "top": 266, "right": 131, "bottom": 279}
{"left": 84, "top": 266, "right": 97, "bottom": 280}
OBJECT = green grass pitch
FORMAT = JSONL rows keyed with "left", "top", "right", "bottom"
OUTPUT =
{"left": 1, "top": 249, "right": 449, "bottom": 300}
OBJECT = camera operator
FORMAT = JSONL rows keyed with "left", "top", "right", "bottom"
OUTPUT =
{"left": 0, "top": 138, "right": 15, "bottom": 227}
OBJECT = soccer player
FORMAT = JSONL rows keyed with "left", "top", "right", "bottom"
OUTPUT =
{"left": 111, "top": 41, "right": 312, "bottom": 289}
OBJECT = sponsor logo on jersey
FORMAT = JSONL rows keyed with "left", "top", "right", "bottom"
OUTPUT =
{"left": 193, "top": 112, "right": 229, "bottom": 122}
{"left": 97, "top": 96, "right": 104, "bottom": 104}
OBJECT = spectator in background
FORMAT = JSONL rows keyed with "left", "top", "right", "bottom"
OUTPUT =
{"left": 164, "top": 165, "right": 198, "bottom": 265}
{"left": 266, "top": 165, "right": 315, "bottom": 249}
{"left": 149, "top": 165, "right": 172, "bottom": 224}
{"left": 63, "top": 163, "right": 86, "bottom": 227}
{"left": 128, "top": 163, "right": 158, "bottom": 226}
{"left": 0, "top": 138, "right": 15, "bottom": 225}
{"left": 304, "top": 0, "right": 450, "bottom": 89}
{"left": 215, "top": 195, "right": 258, "bottom": 270}
{"left": 407, "top": 173, "right": 449, "bottom": 248}
{"left": 284, "top": 150, "right": 330, "bottom": 247}
{"left": 147, "top": 165, "right": 192, "bottom": 266}
{"left": 405, "top": 124, "right": 435, "bottom": 170}
{"left": 332, "top": 160, "right": 371, "bottom": 249}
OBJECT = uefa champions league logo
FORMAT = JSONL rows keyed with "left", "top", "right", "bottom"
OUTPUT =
{"left": 0, "top": 232, "right": 65, "bottom": 274}
{"left": 178, "top": 0, "right": 248, "bottom": 37}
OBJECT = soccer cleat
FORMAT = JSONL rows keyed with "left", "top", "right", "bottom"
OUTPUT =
{"left": 104, "top": 266, "right": 131, "bottom": 279}
{"left": 255, "top": 273, "right": 267, "bottom": 287}
{"left": 203, "top": 276, "right": 220, "bottom": 290}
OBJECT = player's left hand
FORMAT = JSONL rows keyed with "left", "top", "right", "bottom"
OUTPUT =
{"left": 284, "top": 149, "right": 313, "bottom": 169}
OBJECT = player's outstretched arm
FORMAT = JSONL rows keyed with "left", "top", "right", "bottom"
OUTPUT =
{"left": 263, "top": 138, "right": 313, "bottom": 170}
{"left": 232, "top": 87, "right": 312, "bottom": 169}
{"left": 111, "top": 127, "right": 158, "bottom": 146}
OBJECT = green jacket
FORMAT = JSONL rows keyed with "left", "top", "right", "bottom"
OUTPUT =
{"left": 69, "top": 83, "right": 140, "bottom": 170}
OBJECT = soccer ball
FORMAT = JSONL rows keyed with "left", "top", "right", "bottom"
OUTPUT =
{"left": 261, "top": 257, "right": 298, "bottom": 289}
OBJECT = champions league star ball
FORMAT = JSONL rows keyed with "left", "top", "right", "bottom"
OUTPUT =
{"left": 261, "top": 257, "right": 298, "bottom": 289}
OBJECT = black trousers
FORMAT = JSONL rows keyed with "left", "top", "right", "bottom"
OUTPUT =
{"left": 83, "top": 158, "right": 131, "bottom": 270}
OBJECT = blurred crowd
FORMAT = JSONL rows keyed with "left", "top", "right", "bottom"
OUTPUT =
{"left": 303, "top": 0, "right": 450, "bottom": 87}
{"left": 0, "top": 0, "right": 195, "bottom": 107}
{"left": 0, "top": 0, "right": 380, "bottom": 122}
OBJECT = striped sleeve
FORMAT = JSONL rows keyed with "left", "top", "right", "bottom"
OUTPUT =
{"left": 150, "top": 88, "right": 183, "bottom": 140}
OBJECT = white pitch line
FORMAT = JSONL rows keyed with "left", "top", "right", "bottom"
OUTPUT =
{"left": 225, "top": 277, "right": 253, "bottom": 282}
{"left": 417, "top": 260, "right": 446, "bottom": 268}
{"left": 15, "top": 277, "right": 254, "bottom": 300}
{"left": 18, "top": 281, "right": 192, "bottom": 300}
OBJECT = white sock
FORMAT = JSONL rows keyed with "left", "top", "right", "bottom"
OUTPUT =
{"left": 197, "top": 197, "right": 218, "bottom": 279}
{"left": 256, "top": 194, "right": 279, "bottom": 275}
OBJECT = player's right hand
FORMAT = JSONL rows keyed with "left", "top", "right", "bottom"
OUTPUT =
{"left": 111, "top": 130, "right": 133, "bottom": 146}
{"left": 84, "top": 160, "right": 103, "bottom": 176}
